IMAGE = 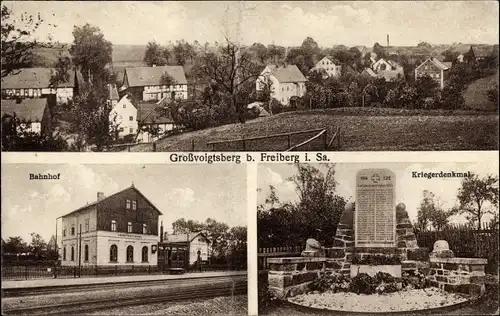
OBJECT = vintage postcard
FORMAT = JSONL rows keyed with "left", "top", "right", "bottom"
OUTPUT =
{"left": 1, "top": 1, "right": 499, "bottom": 316}
{"left": 1, "top": 1, "right": 498, "bottom": 152}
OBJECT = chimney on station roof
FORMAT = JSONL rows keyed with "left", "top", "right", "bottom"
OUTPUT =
{"left": 97, "top": 192, "right": 105, "bottom": 201}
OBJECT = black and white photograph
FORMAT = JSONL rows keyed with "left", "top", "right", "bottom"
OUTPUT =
{"left": 1, "top": 163, "right": 248, "bottom": 315}
{"left": 257, "top": 162, "right": 499, "bottom": 315}
{"left": 1, "top": 1, "right": 498, "bottom": 152}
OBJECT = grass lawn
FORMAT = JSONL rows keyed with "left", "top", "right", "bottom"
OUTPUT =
{"left": 463, "top": 71, "right": 498, "bottom": 111}
{"left": 129, "top": 108, "right": 499, "bottom": 152}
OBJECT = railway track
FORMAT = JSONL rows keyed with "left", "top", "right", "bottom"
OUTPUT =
{"left": 3, "top": 280, "right": 247, "bottom": 315}
{"left": 2, "top": 275, "right": 246, "bottom": 297}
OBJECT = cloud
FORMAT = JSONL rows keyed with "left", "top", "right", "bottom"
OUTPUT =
{"left": 165, "top": 187, "right": 195, "bottom": 208}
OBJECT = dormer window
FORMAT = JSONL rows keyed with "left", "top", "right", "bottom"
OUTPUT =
{"left": 123, "top": 103, "right": 126, "bottom": 108}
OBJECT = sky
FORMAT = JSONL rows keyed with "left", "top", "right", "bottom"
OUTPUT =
{"left": 258, "top": 161, "right": 500, "bottom": 227}
{"left": 1, "top": 164, "right": 247, "bottom": 243}
{"left": 3, "top": 1, "right": 498, "bottom": 47}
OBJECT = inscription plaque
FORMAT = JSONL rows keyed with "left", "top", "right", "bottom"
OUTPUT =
{"left": 355, "top": 169, "right": 396, "bottom": 247}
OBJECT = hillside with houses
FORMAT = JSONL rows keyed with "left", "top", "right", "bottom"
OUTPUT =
{"left": 1, "top": 3, "right": 498, "bottom": 151}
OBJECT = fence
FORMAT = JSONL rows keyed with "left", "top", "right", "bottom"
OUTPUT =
{"left": 207, "top": 127, "right": 341, "bottom": 151}
{"left": 1, "top": 261, "right": 243, "bottom": 281}
{"left": 257, "top": 246, "right": 303, "bottom": 271}
{"left": 416, "top": 222, "right": 499, "bottom": 274}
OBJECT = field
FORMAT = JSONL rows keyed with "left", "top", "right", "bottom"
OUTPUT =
{"left": 129, "top": 108, "right": 499, "bottom": 152}
{"left": 463, "top": 71, "right": 499, "bottom": 111}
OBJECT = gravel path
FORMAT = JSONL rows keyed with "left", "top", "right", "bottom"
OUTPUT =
{"left": 288, "top": 287, "right": 469, "bottom": 313}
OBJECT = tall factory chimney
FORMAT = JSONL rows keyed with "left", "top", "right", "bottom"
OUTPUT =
{"left": 387, "top": 34, "right": 390, "bottom": 47}
{"left": 160, "top": 221, "right": 164, "bottom": 242}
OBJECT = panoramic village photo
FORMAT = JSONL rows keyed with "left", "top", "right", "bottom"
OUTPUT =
{"left": 257, "top": 162, "right": 499, "bottom": 315}
{"left": 1, "top": 1, "right": 498, "bottom": 152}
{"left": 1, "top": 163, "right": 248, "bottom": 315}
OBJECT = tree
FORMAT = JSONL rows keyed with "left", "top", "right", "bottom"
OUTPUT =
{"left": 50, "top": 54, "right": 72, "bottom": 86}
{"left": 417, "top": 191, "right": 456, "bottom": 231}
{"left": 249, "top": 42, "right": 268, "bottom": 64}
{"left": 455, "top": 174, "right": 499, "bottom": 230}
{"left": 2, "top": 236, "right": 29, "bottom": 255}
{"left": 69, "top": 90, "right": 117, "bottom": 151}
{"left": 29, "top": 232, "right": 48, "bottom": 259}
{"left": 173, "top": 40, "right": 187, "bottom": 66}
{"left": 69, "top": 23, "right": 113, "bottom": 85}
{"left": 1, "top": 5, "right": 46, "bottom": 77}
{"left": 195, "top": 42, "right": 261, "bottom": 123}
{"left": 172, "top": 218, "right": 205, "bottom": 234}
{"left": 373, "top": 42, "right": 387, "bottom": 59}
{"left": 288, "top": 163, "right": 346, "bottom": 246}
{"left": 267, "top": 44, "right": 286, "bottom": 64}
{"left": 143, "top": 41, "right": 167, "bottom": 66}
{"left": 414, "top": 73, "right": 439, "bottom": 99}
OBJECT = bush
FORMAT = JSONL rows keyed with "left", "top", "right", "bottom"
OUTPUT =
{"left": 245, "top": 107, "right": 260, "bottom": 120}
{"left": 402, "top": 270, "right": 431, "bottom": 290}
{"left": 258, "top": 272, "right": 279, "bottom": 313}
{"left": 349, "top": 273, "right": 378, "bottom": 294}
{"left": 308, "top": 273, "right": 350, "bottom": 293}
{"left": 268, "top": 98, "right": 284, "bottom": 115}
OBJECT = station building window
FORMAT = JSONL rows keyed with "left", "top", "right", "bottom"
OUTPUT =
{"left": 71, "top": 225, "right": 75, "bottom": 235}
{"left": 63, "top": 228, "right": 66, "bottom": 237}
{"left": 142, "top": 246, "right": 148, "bottom": 263}
{"left": 126, "top": 199, "right": 131, "bottom": 209}
{"left": 84, "top": 245, "right": 89, "bottom": 262}
{"left": 126, "top": 245, "right": 134, "bottom": 262}
{"left": 142, "top": 223, "right": 147, "bottom": 234}
{"left": 110, "top": 244, "right": 118, "bottom": 262}
{"left": 111, "top": 220, "right": 116, "bottom": 232}
{"left": 63, "top": 247, "right": 66, "bottom": 260}
{"left": 132, "top": 200, "right": 137, "bottom": 210}
{"left": 128, "top": 222, "right": 132, "bottom": 233}
{"left": 71, "top": 246, "right": 75, "bottom": 261}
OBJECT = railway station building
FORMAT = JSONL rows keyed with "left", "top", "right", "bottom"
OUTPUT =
{"left": 59, "top": 184, "right": 162, "bottom": 267}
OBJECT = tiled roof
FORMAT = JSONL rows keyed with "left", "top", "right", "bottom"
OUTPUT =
{"left": 124, "top": 66, "right": 187, "bottom": 87}
{"left": 265, "top": 64, "right": 307, "bottom": 83}
{"left": 1, "top": 98, "right": 47, "bottom": 122}
{"left": 430, "top": 58, "right": 451, "bottom": 70}
{"left": 137, "top": 102, "right": 175, "bottom": 124}
{"left": 165, "top": 232, "right": 208, "bottom": 243}
{"left": 362, "top": 68, "right": 377, "bottom": 77}
{"left": 62, "top": 185, "right": 163, "bottom": 217}
{"left": 1, "top": 68, "right": 76, "bottom": 89}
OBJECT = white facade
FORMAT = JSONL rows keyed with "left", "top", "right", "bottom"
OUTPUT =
{"left": 2, "top": 87, "right": 73, "bottom": 104}
{"left": 256, "top": 66, "right": 306, "bottom": 106}
{"left": 142, "top": 85, "right": 188, "bottom": 101}
{"left": 138, "top": 123, "right": 175, "bottom": 143}
{"left": 315, "top": 57, "right": 342, "bottom": 78}
{"left": 371, "top": 58, "right": 393, "bottom": 72}
{"left": 60, "top": 231, "right": 159, "bottom": 266}
{"left": 17, "top": 122, "right": 42, "bottom": 135}
{"left": 188, "top": 236, "right": 210, "bottom": 264}
{"left": 110, "top": 95, "right": 138, "bottom": 138}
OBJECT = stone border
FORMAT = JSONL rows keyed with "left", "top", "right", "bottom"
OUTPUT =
{"left": 284, "top": 291, "right": 484, "bottom": 316}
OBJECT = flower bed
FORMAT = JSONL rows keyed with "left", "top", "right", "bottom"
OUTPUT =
{"left": 288, "top": 287, "right": 470, "bottom": 313}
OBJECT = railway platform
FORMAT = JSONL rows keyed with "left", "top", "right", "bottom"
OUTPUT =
{"left": 1, "top": 270, "right": 247, "bottom": 290}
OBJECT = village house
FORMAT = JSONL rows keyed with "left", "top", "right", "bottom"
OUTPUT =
{"left": 161, "top": 231, "right": 210, "bottom": 265}
{"left": 311, "top": 56, "right": 342, "bottom": 78}
{"left": 256, "top": 64, "right": 307, "bottom": 105}
{"left": 414, "top": 57, "right": 452, "bottom": 89}
{"left": 1, "top": 98, "right": 52, "bottom": 136}
{"left": 371, "top": 58, "right": 405, "bottom": 82}
{"left": 107, "top": 84, "right": 120, "bottom": 107}
{"left": 137, "top": 99, "right": 179, "bottom": 143}
{"left": 59, "top": 184, "right": 161, "bottom": 267}
{"left": 1, "top": 68, "right": 81, "bottom": 104}
{"left": 448, "top": 44, "right": 477, "bottom": 65}
{"left": 120, "top": 65, "right": 188, "bottom": 102}
{"left": 109, "top": 94, "right": 138, "bottom": 139}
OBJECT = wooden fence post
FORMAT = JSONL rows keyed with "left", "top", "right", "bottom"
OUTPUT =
{"left": 323, "top": 130, "right": 327, "bottom": 150}
{"left": 191, "top": 139, "right": 195, "bottom": 151}
{"left": 337, "top": 127, "right": 341, "bottom": 149}
{"left": 25, "top": 263, "right": 28, "bottom": 280}
{"left": 153, "top": 142, "right": 156, "bottom": 152}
